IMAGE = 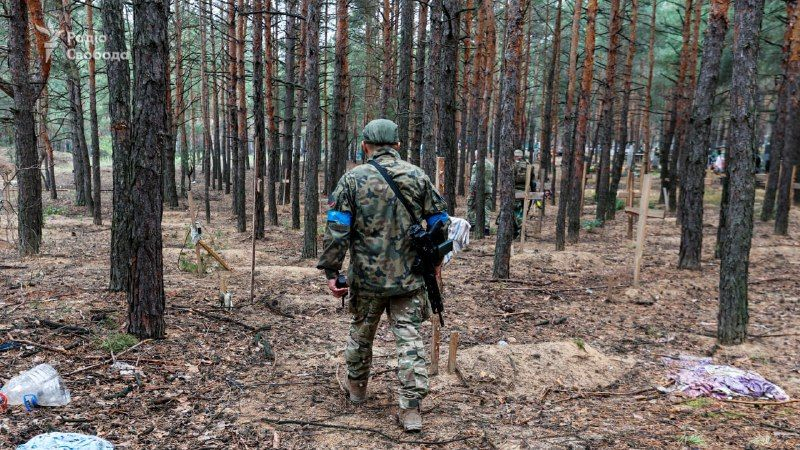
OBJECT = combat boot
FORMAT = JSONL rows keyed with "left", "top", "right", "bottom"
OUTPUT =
{"left": 398, "top": 406, "right": 422, "bottom": 433}
{"left": 344, "top": 377, "right": 367, "bottom": 404}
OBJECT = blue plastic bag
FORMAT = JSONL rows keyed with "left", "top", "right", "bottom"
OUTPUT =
{"left": 17, "top": 432, "right": 114, "bottom": 450}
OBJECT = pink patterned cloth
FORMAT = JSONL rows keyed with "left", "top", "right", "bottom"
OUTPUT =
{"left": 662, "top": 356, "right": 789, "bottom": 401}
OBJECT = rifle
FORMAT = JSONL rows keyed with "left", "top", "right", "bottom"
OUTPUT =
{"left": 369, "top": 160, "right": 452, "bottom": 326}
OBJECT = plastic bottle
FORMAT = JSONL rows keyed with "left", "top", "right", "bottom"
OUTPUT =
{"left": 0, "top": 363, "right": 71, "bottom": 410}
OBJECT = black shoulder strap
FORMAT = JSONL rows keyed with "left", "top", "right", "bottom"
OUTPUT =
{"left": 368, "top": 160, "right": 419, "bottom": 224}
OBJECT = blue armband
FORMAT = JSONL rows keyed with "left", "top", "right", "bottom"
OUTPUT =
{"left": 425, "top": 212, "right": 449, "bottom": 227}
{"left": 327, "top": 210, "right": 352, "bottom": 227}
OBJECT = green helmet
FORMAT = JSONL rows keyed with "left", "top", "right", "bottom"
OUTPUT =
{"left": 362, "top": 119, "right": 399, "bottom": 145}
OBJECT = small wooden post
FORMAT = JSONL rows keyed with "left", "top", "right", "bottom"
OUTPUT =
{"left": 447, "top": 331, "right": 460, "bottom": 374}
{"left": 791, "top": 165, "right": 798, "bottom": 204}
{"left": 429, "top": 319, "right": 440, "bottom": 376}
{"left": 435, "top": 156, "right": 446, "bottom": 194}
{"left": 520, "top": 165, "right": 533, "bottom": 248}
{"left": 633, "top": 173, "right": 652, "bottom": 286}
{"left": 626, "top": 168, "right": 635, "bottom": 239}
{"left": 579, "top": 162, "right": 589, "bottom": 212}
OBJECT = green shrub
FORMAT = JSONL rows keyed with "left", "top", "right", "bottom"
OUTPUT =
{"left": 99, "top": 333, "right": 138, "bottom": 353}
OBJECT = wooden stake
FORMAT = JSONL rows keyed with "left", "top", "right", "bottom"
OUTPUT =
{"left": 633, "top": 173, "right": 652, "bottom": 286}
{"left": 447, "top": 331, "right": 460, "bottom": 374}
{"left": 430, "top": 318, "right": 440, "bottom": 376}
{"left": 520, "top": 164, "right": 533, "bottom": 249}
{"left": 579, "top": 162, "right": 589, "bottom": 211}
{"left": 626, "top": 168, "right": 635, "bottom": 239}
{"left": 435, "top": 156, "right": 446, "bottom": 194}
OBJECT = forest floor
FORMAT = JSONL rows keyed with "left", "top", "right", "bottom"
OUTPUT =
{"left": 1, "top": 153, "right": 799, "bottom": 449}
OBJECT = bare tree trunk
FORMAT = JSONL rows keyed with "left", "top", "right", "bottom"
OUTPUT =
{"left": 493, "top": 0, "right": 526, "bottom": 279}
{"left": 281, "top": 0, "right": 298, "bottom": 205}
{"left": 236, "top": 0, "right": 248, "bottom": 232}
{"left": 253, "top": 0, "right": 266, "bottom": 238}
{"left": 7, "top": 0, "right": 43, "bottom": 255}
{"left": 540, "top": 0, "right": 563, "bottom": 183}
{"left": 440, "top": 0, "right": 461, "bottom": 210}
{"left": 594, "top": 0, "right": 622, "bottom": 223}
{"left": 128, "top": 0, "right": 168, "bottom": 339}
{"left": 566, "top": 0, "right": 598, "bottom": 243}
{"left": 228, "top": 0, "right": 239, "bottom": 212}
{"left": 163, "top": 40, "right": 179, "bottom": 208}
{"left": 397, "top": 0, "right": 415, "bottom": 160}
{"left": 292, "top": 0, "right": 309, "bottom": 230}
{"left": 409, "top": 1, "right": 428, "bottom": 165}
{"left": 555, "top": 0, "right": 583, "bottom": 251}
{"left": 200, "top": 0, "right": 213, "bottom": 224}
{"left": 457, "top": 0, "right": 473, "bottom": 196}
{"left": 718, "top": 0, "right": 765, "bottom": 345}
{"left": 607, "top": 0, "right": 639, "bottom": 221}
{"left": 38, "top": 87, "right": 58, "bottom": 200}
{"left": 86, "top": 0, "right": 102, "bottom": 225}
{"left": 774, "top": 2, "right": 800, "bottom": 235}
{"left": 104, "top": 0, "right": 133, "bottom": 291}
{"left": 265, "top": 1, "right": 279, "bottom": 225}
{"left": 176, "top": 0, "right": 189, "bottom": 199}
{"left": 329, "top": 0, "right": 350, "bottom": 193}
{"left": 302, "top": 0, "right": 322, "bottom": 258}
{"left": 380, "top": 0, "right": 393, "bottom": 117}
{"left": 212, "top": 18, "right": 222, "bottom": 191}
{"left": 474, "top": 0, "right": 496, "bottom": 240}
{"left": 678, "top": 0, "right": 731, "bottom": 269}
{"left": 421, "top": 0, "right": 444, "bottom": 178}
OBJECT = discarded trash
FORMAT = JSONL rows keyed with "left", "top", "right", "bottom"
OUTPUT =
{"left": 109, "top": 361, "right": 141, "bottom": 380}
{"left": 662, "top": 355, "right": 789, "bottom": 401}
{"left": 17, "top": 432, "right": 114, "bottom": 449}
{"left": 443, "top": 217, "right": 470, "bottom": 266}
{"left": 0, "top": 341, "right": 22, "bottom": 352}
{"left": 497, "top": 340, "right": 509, "bottom": 347}
{"left": 0, "top": 364, "right": 71, "bottom": 410}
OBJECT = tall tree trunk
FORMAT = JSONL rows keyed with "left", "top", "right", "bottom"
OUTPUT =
{"left": 397, "top": 0, "right": 415, "bottom": 160}
{"left": 302, "top": 0, "right": 322, "bottom": 258}
{"left": 493, "top": 0, "right": 526, "bottom": 279}
{"left": 642, "top": 0, "right": 657, "bottom": 173}
{"left": 8, "top": 0, "right": 43, "bottom": 255}
{"left": 236, "top": 0, "right": 248, "bottom": 232}
{"left": 104, "top": 0, "right": 133, "bottom": 291}
{"left": 440, "top": 0, "right": 461, "bottom": 210}
{"left": 566, "top": 0, "right": 598, "bottom": 243}
{"left": 329, "top": 0, "right": 350, "bottom": 193}
{"left": 265, "top": 1, "right": 279, "bottom": 225}
{"left": 475, "top": 0, "right": 496, "bottom": 240}
{"left": 253, "top": 0, "right": 266, "bottom": 238}
{"left": 176, "top": 0, "right": 189, "bottom": 199}
{"left": 128, "top": 0, "right": 168, "bottom": 339}
{"left": 594, "top": 0, "right": 622, "bottom": 223}
{"left": 212, "top": 18, "right": 222, "bottom": 191}
{"left": 607, "top": 0, "right": 639, "bottom": 221}
{"left": 281, "top": 0, "right": 297, "bottom": 205}
{"left": 38, "top": 87, "right": 57, "bottom": 200}
{"left": 86, "top": 0, "right": 102, "bottom": 225}
{"left": 163, "top": 47, "right": 178, "bottom": 208}
{"left": 678, "top": 0, "right": 731, "bottom": 269}
{"left": 380, "top": 0, "right": 394, "bottom": 116}
{"left": 457, "top": 0, "right": 473, "bottom": 196}
{"left": 540, "top": 0, "right": 563, "bottom": 184}
{"left": 409, "top": 1, "right": 428, "bottom": 165}
{"left": 555, "top": 0, "right": 583, "bottom": 251}
{"left": 774, "top": 2, "right": 800, "bottom": 235}
{"left": 201, "top": 0, "right": 213, "bottom": 225}
{"left": 61, "top": 0, "right": 94, "bottom": 214}
{"left": 421, "top": 0, "right": 444, "bottom": 178}
{"left": 718, "top": 0, "right": 765, "bottom": 345}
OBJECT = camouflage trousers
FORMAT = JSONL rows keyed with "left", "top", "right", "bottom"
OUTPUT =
{"left": 345, "top": 288, "right": 431, "bottom": 409}
{"left": 467, "top": 192, "right": 493, "bottom": 230}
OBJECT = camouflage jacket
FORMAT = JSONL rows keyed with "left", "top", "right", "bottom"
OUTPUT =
{"left": 317, "top": 147, "right": 450, "bottom": 297}
{"left": 469, "top": 159, "right": 495, "bottom": 196}
{"left": 514, "top": 159, "right": 534, "bottom": 191}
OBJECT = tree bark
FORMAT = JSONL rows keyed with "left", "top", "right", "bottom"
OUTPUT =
{"left": 539, "top": 0, "right": 563, "bottom": 184}
{"left": 594, "top": 0, "right": 623, "bottom": 223}
{"left": 302, "top": 0, "right": 322, "bottom": 258}
{"left": 421, "top": 0, "right": 444, "bottom": 178}
{"left": 440, "top": 0, "right": 461, "bottom": 210}
{"left": 397, "top": 0, "right": 415, "bottom": 160}
{"left": 678, "top": 0, "right": 731, "bottom": 269}
{"left": 86, "top": 0, "right": 102, "bottom": 225}
{"left": 493, "top": 0, "right": 526, "bottom": 279}
{"left": 265, "top": 1, "right": 280, "bottom": 225}
{"left": 475, "top": 0, "right": 496, "bottom": 240}
{"left": 329, "top": 0, "right": 350, "bottom": 194}
{"left": 252, "top": 0, "right": 267, "bottom": 238}
{"left": 104, "top": 0, "right": 133, "bottom": 292}
{"left": 236, "top": 0, "right": 248, "bottom": 232}
{"left": 555, "top": 0, "right": 583, "bottom": 251}
{"left": 9, "top": 0, "right": 43, "bottom": 255}
{"left": 281, "top": 0, "right": 298, "bottom": 205}
{"left": 175, "top": 0, "right": 189, "bottom": 199}
{"left": 409, "top": 0, "right": 428, "bottom": 165}
{"left": 774, "top": 2, "right": 800, "bottom": 235}
{"left": 566, "top": 0, "right": 598, "bottom": 243}
{"left": 718, "top": 0, "right": 765, "bottom": 345}
{"left": 128, "top": 0, "right": 168, "bottom": 339}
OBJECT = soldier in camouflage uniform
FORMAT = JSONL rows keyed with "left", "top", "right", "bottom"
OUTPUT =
{"left": 467, "top": 155, "right": 494, "bottom": 234}
{"left": 513, "top": 150, "right": 536, "bottom": 236}
{"left": 317, "top": 119, "right": 450, "bottom": 433}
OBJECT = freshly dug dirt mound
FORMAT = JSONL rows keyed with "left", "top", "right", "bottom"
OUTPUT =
{"left": 450, "top": 340, "right": 635, "bottom": 394}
